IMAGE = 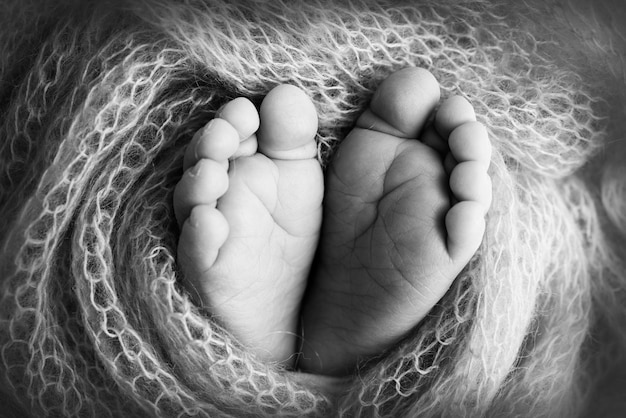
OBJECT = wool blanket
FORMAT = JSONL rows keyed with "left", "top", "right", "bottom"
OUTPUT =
{"left": 1, "top": 0, "right": 625, "bottom": 416}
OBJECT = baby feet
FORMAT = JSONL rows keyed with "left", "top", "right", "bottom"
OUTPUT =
{"left": 298, "top": 67, "right": 492, "bottom": 376}
{"left": 174, "top": 67, "right": 491, "bottom": 377}
{"left": 174, "top": 85, "right": 323, "bottom": 366}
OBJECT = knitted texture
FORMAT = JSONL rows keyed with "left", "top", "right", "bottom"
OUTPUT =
{"left": 1, "top": 0, "right": 625, "bottom": 416}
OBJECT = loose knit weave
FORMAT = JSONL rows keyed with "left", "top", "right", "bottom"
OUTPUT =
{"left": 1, "top": 0, "right": 626, "bottom": 416}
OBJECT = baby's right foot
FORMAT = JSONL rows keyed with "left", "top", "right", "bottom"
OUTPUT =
{"left": 174, "top": 85, "right": 322, "bottom": 367}
{"left": 299, "top": 67, "right": 492, "bottom": 376}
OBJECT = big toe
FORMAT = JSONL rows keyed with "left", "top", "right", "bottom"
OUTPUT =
{"left": 357, "top": 67, "right": 441, "bottom": 138}
{"left": 258, "top": 84, "right": 318, "bottom": 160}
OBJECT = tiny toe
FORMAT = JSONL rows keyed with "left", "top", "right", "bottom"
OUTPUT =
{"left": 184, "top": 118, "right": 240, "bottom": 171}
{"left": 216, "top": 97, "right": 260, "bottom": 141}
{"left": 449, "top": 161, "right": 492, "bottom": 211}
{"left": 448, "top": 121, "right": 491, "bottom": 169}
{"left": 258, "top": 84, "right": 318, "bottom": 160}
{"left": 435, "top": 96, "right": 476, "bottom": 138}
{"left": 179, "top": 205, "right": 229, "bottom": 278}
{"left": 446, "top": 201, "right": 485, "bottom": 262}
{"left": 357, "top": 67, "right": 440, "bottom": 138}
{"left": 173, "top": 159, "right": 229, "bottom": 225}
{"left": 231, "top": 134, "right": 259, "bottom": 159}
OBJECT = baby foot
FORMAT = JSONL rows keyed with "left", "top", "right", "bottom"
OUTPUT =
{"left": 174, "top": 85, "right": 322, "bottom": 366}
{"left": 299, "top": 67, "right": 492, "bottom": 376}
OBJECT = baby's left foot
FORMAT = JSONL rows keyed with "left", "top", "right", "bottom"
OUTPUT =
{"left": 299, "top": 68, "right": 492, "bottom": 376}
{"left": 174, "top": 86, "right": 322, "bottom": 366}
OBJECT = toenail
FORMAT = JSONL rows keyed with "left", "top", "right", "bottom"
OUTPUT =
{"left": 205, "top": 119, "right": 216, "bottom": 130}
{"left": 187, "top": 209, "right": 199, "bottom": 228}
{"left": 195, "top": 120, "right": 215, "bottom": 160}
{"left": 215, "top": 103, "right": 226, "bottom": 117}
{"left": 189, "top": 161, "right": 203, "bottom": 176}
{"left": 202, "top": 119, "right": 219, "bottom": 137}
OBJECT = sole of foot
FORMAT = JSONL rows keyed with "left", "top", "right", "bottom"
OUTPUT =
{"left": 174, "top": 85, "right": 323, "bottom": 367}
{"left": 299, "top": 67, "right": 492, "bottom": 376}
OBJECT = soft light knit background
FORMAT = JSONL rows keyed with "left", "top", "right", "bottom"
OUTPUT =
{"left": 1, "top": 0, "right": 625, "bottom": 416}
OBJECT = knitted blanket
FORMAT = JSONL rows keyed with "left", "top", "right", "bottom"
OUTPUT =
{"left": 1, "top": 0, "right": 626, "bottom": 416}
